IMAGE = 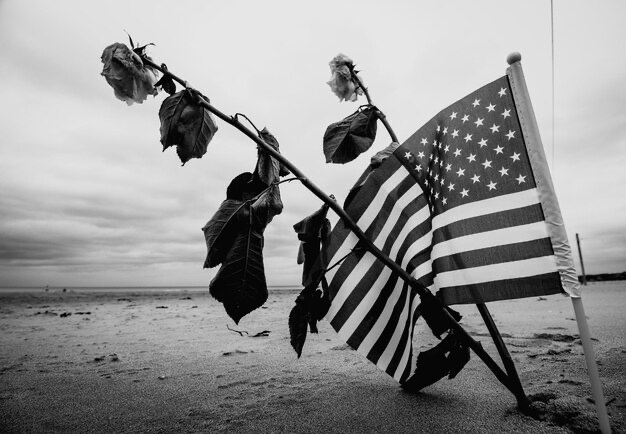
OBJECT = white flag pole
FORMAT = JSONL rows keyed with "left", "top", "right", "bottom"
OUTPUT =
{"left": 571, "top": 296, "right": 611, "bottom": 433}
{"left": 506, "top": 52, "right": 610, "bottom": 433}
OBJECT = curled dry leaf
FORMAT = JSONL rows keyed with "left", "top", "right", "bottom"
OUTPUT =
{"left": 154, "top": 64, "right": 176, "bottom": 95}
{"left": 370, "top": 141, "right": 400, "bottom": 168}
{"left": 226, "top": 172, "right": 267, "bottom": 201}
{"left": 202, "top": 199, "right": 246, "bottom": 269}
{"left": 288, "top": 301, "right": 308, "bottom": 358}
{"left": 288, "top": 282, "right": 331, "bottom": 358}
{"left": 293, "top": 203, "right": 331, "bottom": 287}
{"left": 209, "top": 214, "right": 268, "bottom": 324}
{"left": 203, "top": 172, "right": 270, "bottom": 269}
{"left": 251, "top": 185, "right": 283, "bottom": 229}
{"left": 323, "top": 106, "right": 378, "bottom": 164}
{"left": 203, "top": 172, "right": 284, "bottom": 324}
{"left": 159, "top": 89, "right": 218, "bottom": 165}
{"left": 255, "top": 128, "right": 290, "bottom": 186}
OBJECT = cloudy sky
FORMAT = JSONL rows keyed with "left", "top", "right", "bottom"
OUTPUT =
{"left": 1, "top": 0, "right": 624, "bottom": 288}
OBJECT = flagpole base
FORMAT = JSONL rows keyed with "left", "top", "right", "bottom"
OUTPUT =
{"left": 571, "top": 296, "right": 611, "bottom": 433}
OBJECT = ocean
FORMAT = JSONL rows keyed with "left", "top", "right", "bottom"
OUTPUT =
{"left": 0, "top": 285, "right": 302, "bottom": 294}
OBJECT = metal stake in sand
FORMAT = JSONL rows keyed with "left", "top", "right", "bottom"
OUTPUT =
{"left": 576, "top": 233, "right": 587, "bottom": 285}
{"left": 507, "top": 52, "right": 610, "bottom": 433}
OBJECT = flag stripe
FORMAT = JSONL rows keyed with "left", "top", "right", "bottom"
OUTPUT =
{"left": 324, "top": 230, "right": 358, "bottom": 285}
{"left": 370, "top": 282, "right": 412, "bottom": 367}
{"left": 353, "top": 277, "right": 404, "bottom": 356}
{"left": 431, "top": 221, "right": 549, "bottom": 260}
{"left": 328, "top": 179, "right": 429, "bottom": 329}
{"left": 351, "top": 166, "right": 407, "bottom": 228}
{"left": 431, "top": 188, "right": 540, "bottom": 230}
{"left": 440, "top": 272, "right": 563, "bottom": 305}
{"left": 336, "top": 266, "right": 394, "bottom": 342}
{"left": 435, "top": 255, "right": 559, "bottom": 288}
{"left": 390, "top": 293, "right": 423, "bottom": 382}
{"left": 344, "top": 271, "right": 400, "bottom": 348}
{"left": 433, "top": 237, "right": 554, "bottom": 272}
{"left": 329, "top": 256, "right": 391, "bottom": 328}
{"left": 390, "top": 204, "right": 432, "bottom": 261}
{"left": 431, "top": 203, "right": 546, "bottom": 245}
{"left": 326, "top": 250, "right": 376, "bottom": 319}
{"left": 330, "top": 189, "right": 430, "bottom": 334}
{"left": 369, "top": 184, "right": 424, "bottom": 254}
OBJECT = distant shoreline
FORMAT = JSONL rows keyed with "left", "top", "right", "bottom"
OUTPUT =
{"left": 2, "top": 275, "right": 626, "bottom": 293}
{"left": 579, "top": 271, "right": 626, "bottom": 282}
{"left": 0, "top": 285, "right": 302, "bottom": 294}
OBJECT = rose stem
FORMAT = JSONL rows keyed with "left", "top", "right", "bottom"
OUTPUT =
{"left": 350, "top": 70, "right": 399, "bottom": 144}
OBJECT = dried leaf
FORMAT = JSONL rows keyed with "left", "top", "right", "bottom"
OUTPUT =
{"left": 154, "top": 64, "right": 176, "bottom": 95}
{"left": 209, "top": 203, "right": 267, "bottom": 324}
{"left": 307, "top": 287, "right": 330, "bottom": 323}
{"left": 250, "top": 330, "right": 271, "bottom": 337}
{"left": 158, "top": 89, "right": 218, "bottom": 165}
{"left": 288, "top": 301, "right": 308, "bottom": 358}
{"left": 251, "top": 184, "right": 283, "bottom": 229}
{"left": 296, "top": 243, "right": 305, "bottom": 265}
{"left": 293, "top": 203, "right": 331, "bottom": 240}
{"left": 343, "top": 167, "right": 374, "bottom": 209}
{"left": 261, "top": 128, "right": 290, "bottom": 177}
{"left": 126, "top": 32, "right": 135, "bottom": 49}
{"left": 293, "top": 204, "right": 331, "bottom": 286}
{"left": 202, "top": 199, "right": 246, "bottom": 268}
{"left": 255, "top": 128, "right": 289, "bottom": 185}
{"left": 370, "top": 141, "right": 400, "bottom": 168}
{"left": 226, "top": 172, "right": 267, "bottom": 201}
{"left": 418, "top": 292, "right": 462, "bottom": 339}
{"left": 203, "top": 172, "right": 269, "bottom": 269}
{"left": 133, "top": 43, "right": 155, "bottom": 58}
{"left": 323, "top": 106, "right": 378, "bottom": 164}
{"left": 288, "top": 282, "right": 331, "bottom": 357}
{"left": 158, "top": 91, "right": 186, "bottom": 148}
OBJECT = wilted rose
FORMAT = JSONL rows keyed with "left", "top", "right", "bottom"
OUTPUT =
{"left": 101, "top": 43, "right": 159, "bottom": 105}
{"left": 327, "top": 53, "right": 364, "bottom": 102}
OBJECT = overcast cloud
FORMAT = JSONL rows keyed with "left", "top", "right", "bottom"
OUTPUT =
{"left": 0, "top": 0, "right": 624, "bottom": 288}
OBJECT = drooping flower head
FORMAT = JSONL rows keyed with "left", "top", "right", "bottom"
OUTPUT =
{"left": 101, "top": 43, "right": 160, "bottom": 105}
{"left": 327, "top": 53, "right": 364, "bottom": 102}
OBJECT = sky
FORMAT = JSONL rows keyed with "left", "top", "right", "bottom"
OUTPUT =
{"left": 0, "top": 0, "right": 624, "bottom": 289}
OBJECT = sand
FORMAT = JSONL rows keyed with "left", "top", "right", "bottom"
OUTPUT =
{"left": 1, "top": 282, "right": 624, "bottom": 433}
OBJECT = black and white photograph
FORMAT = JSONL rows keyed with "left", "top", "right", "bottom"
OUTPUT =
{"left": 1, "top": 1, "right": 624, "bottom": 432}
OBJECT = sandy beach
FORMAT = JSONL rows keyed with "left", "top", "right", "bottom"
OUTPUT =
{"left": 1, "top": 282, "right": 624, "bottom": 433}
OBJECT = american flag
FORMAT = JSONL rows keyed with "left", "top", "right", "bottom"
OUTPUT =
{"left": 322, "top": 74, "right": 580, "bottom": 383}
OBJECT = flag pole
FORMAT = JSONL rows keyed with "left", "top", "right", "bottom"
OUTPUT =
{"left": 571, "top": 296, "right": 611, "bottom": 433}
{"left": 507, "top": 52, "right": 610, "bottom": 433}
{"left": 475, "top": 303, "right": 527, "bottom": 405}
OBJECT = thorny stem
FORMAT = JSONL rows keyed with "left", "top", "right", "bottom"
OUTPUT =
{"left": 350, "top": 68, "right": 399, "bottom": 144}
{"left": 140, "top": 56, "right": 527, "bottom": 402}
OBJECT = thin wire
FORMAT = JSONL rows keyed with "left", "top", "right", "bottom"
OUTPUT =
{"left": 551, "top": 0, "right": 555, "bottom": 173}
